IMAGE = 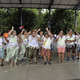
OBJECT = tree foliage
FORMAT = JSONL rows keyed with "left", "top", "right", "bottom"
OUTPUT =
{"left": 51, "top": 9, "right": 75, "bottom": 34}
{"left": 0, "top": 8, "right": 37, "bottom": 34}
{"left": 0, "top": 8, "right": 78, "bottom": 35}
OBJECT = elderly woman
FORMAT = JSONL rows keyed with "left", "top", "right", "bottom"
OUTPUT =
{"left": 56, "top": 30, "right": 66, "bottom": 63}
{"left": 66, "top": 29, "right": 76, "bottom": 61}
{"left": 5, "top": 27, "right": 20, "bottom": 67}
{"left": 40, "top": 27, "right": 52, "bottom": 65}
{"left": 37, "top": 30, "right": 44, "bottom": 58}
{"left": 0, "top": 32, "right": 8, "bottom": 66}
{"left": 28, "top": 30, "right": 40, "bottom": 64}
{"left": 18, "top": 29, "right": 29, "bottom": 61}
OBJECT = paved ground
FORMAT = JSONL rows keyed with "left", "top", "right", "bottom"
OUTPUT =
{"left": 0, "top": 58, "right": 80, "bottom": 80}
{"left": 0, "top": 45, "right": 80, "bottom": 80}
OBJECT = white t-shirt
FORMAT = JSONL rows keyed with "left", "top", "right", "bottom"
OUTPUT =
{"left": 77, "top": 35, "right": 80, "bottom": 46}
{"left": 38, "top": 35, "right": 44, "bottom": 45}
{"left": 57, "top": 36, "right": 66, "bottom": 48}
{"left": 7, "top": 35, "right": 18, "bottom": 47}
{"left": 75, "top": 35, "right": 78, "bottom": 45}
{"left": 42, "top": 37, "right": 52, "bottom": 49}
{"left": 66, "top": 34, "right": 75, "bottom": 45}
{"left": 37, "top": 35, "right": 44, "bottom": 38}
{"left": 28, "top": 35, "right": 39, "bottom": 48}
{"left": 22, "top": 35, "right": 28, "bottom": 44}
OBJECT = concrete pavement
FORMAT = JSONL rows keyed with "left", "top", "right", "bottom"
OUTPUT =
{"left": 0, "top": 57, "right": 80, "bottom": 80}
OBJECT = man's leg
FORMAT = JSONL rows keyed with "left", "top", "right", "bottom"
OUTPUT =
{"left": 33, "top": 48, "right": 37, "bottom": 63}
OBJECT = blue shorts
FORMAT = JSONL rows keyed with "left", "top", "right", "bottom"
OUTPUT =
{"left": 78, "top": 47, "right": 80, "bottom": 52}
{"left": 0, "top": 48, "right": 5, "bottom": 59}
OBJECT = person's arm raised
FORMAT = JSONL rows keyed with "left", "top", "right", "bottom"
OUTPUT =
{"left": 36, "top": 28, "right": 41, "bottom": 34}
{"left": 20, "top": 29, "right": 25, "bottom": 35}
{"left": 46, "top": 27, "right": 53, "bottom": 37}
{"left": 75, "top": 24, "right": 80, "bottom": 36}
{"left": 8, "top": 26, "right": 14, "bottom": 36}
{"left": 18, "top": 29, "right": 25, "bottom": 37}
{"left": 27, "top": 31, "right": 31, "bottom": 35}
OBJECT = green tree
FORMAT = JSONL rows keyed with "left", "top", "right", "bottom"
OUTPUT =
{"left": 40, "top": 11, "right": 49, "bottom": 32}
{"left": 51, "top": 9, "right": 75, "bottom": 34}
{"left": 0, "top": 8, "right": 37, "bottom": 33}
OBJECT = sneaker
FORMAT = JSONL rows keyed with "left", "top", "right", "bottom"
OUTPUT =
{"left": 44, "top": 62, "right": 47, "bottom": 65}
{"left": 48, "top": 62, "right": 51, "bottom": 65}
{"left": 38, "top": 56, "right": 41, "bottom": 58}
{"left": 77, "top": 58, "right": 79, "bottom": 60}
{"left": 67, "top": 57, "right": 69, "bottom": 61}
{"left": 1, "top": 64, "right": 4, "bottom": 66}
{"left": 71, "top": 56, "right": 75, "bottom": 61}
{"left": 28, "top": 58, "right": 30, "bottom": 61}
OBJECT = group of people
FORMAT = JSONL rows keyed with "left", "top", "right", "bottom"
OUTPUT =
{"left": 0, "top": 26, "right": 80, "bottom": 67}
